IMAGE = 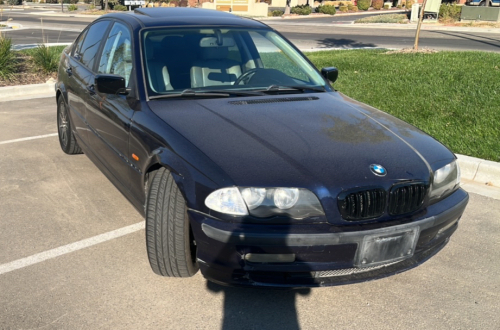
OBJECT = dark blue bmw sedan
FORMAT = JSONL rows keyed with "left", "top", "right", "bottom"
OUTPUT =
{"left": 56, "top": 8, "right": 468, "bottom": 287}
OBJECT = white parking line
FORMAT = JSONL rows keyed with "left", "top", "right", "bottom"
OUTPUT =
{"left": 0, "top": 133, "right": 58, "bottom": 145}
{"left": 0, "top": 222, "right": 145, "bottom": 276}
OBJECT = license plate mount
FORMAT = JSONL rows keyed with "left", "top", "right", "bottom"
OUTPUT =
{"left": 355, "top": 227, "right": 420, "bottom": 268}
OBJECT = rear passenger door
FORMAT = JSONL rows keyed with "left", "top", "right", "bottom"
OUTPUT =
{"left": 86, "top": 21, "right": 135, "bottom": 186}
{"left": 66, "top": 20, "right": 111, "bottom": 147}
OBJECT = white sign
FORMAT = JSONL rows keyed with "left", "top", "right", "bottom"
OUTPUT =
{"left": 124, "top": 0, "right": 145, "bottom": 5}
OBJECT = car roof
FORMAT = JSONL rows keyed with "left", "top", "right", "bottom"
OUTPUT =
{"left": 103, "top": 8, "right": 269, "bottom": 30}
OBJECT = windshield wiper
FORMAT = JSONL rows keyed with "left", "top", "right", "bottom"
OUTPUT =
{"left": 262, "top": 85, "right": 326, "bottom": 93}
{"left": 149, "top": 89, "right": 268, "bottom": 100}
{"left": 149, "top": 89, "right": 230, "bottom": 100}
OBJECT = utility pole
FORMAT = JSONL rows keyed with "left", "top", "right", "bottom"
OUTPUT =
{"left": 413, "top": 0, "right": 428, "bottom": 50}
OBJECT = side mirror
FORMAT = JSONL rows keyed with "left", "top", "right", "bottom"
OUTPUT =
{"left": 95, "top": 74, "right": 127, "bottom": 95}
{"left": 321, "top": 67, "right": 339, "bottom": 84}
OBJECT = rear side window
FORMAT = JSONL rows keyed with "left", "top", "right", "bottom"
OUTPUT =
{"left": 79, "top": 20, "right": 111, "bottom": 70}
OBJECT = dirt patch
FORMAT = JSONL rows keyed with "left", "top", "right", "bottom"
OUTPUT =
{"left": 0, "top": 53, "right": 56, "bottom": 87}
{"left": 385, "top": 48, "right": 439, "bottom": 54}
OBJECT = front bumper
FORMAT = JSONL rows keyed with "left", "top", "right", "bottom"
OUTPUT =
{"left": 189, "top": 188, "right": 468, "bottom": 288}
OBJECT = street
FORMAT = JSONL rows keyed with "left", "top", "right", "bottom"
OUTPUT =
{"left": 0, "top": 97, "right": 499, "bottom": 329}
{"left": 1, "top": 7, "right": 500, "bottom": 51}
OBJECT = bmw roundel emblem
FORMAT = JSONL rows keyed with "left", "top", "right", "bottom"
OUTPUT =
{"left": 370, "top": 164, "right": 387, "bottom": 177}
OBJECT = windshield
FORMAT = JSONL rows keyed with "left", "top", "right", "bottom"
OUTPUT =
{"left": 141, "top": 28, "right": 327, "bottom": 98}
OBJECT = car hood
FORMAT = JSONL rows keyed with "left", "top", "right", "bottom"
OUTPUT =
{"left": 148, "top": 92, "right": 454, "bottom": 191}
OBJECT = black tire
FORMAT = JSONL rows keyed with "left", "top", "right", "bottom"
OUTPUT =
{"left": 57, "top": 96, "right": 82, "bottom": 155}
{"left": 146, "top": 168, "right": 199, "bottom": 277}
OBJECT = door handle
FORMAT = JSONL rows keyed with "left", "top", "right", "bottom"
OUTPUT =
{"left": 87, "top": 84, "right": 96, "bottom": 96}
{"left": 66, "top": 67, "right": 72, "bottom": 76}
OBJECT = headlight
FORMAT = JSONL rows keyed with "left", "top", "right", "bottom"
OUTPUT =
{"left": 204, "top": 187, "right": 248, "bottom": 216}
{"left": 205, "top": 187, "right": 324, "bottom": 219}
{"left": 429, "top": 160, "right": 460, "bottom": 203}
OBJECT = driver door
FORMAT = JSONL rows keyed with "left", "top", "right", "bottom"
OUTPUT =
{"left": 86, "top": 22, "right": 135, "bottom": 186}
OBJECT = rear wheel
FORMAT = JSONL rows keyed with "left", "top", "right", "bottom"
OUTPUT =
{"left": 57, "top": 97, "right": 82, "bottom": 155}
{"left": 146, "top": 168, "right": 199, "bottom": 277}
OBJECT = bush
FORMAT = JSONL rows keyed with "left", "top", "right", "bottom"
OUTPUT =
{"left": 347, "top": 2, "right": 355, "bottom": 10}
{"left": 0, "top": 36, "right": 16, "bottom": 80}
{"left": 317, "top": 4, "right": 336, "bottom": 15}
{"left": 383, "top": 3, "right": 390, "bottom": 9}
{"left": 372, "top": 0, "right": 383, "bottom": 9}
{"left": 6, "top": 0, "right": 21, "bottom": 5}
{"left": 114, "top": 4, "right": 127, "bottom": 10}
{"left": 29, "top": 44, "right": 62, "bottom": 74}
{"left": 270, "top": 10, "right": 283, "bottom": 16}
{"left": 439, "top": 4, "right": 462, "bottom": 21}
{"left": 67, "top": 4, "right": 78, "bottom": 11}
{"left": 291, "top": 4, "right": 312, "bottom": 15}
{"left": 405, "top": 0, "right": 413, "bottom": 9}
{"left": 350, "top": 5, "right": 359, "bottom": 11}
{"left": 357, "top": 0, "right": 371, "bottom": 11}
{"left": 339, "top": 5, "right": 348, "bottom": 12}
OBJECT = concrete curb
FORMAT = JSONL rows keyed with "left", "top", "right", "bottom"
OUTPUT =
{"left": 0, "top": 82, "right": 55, "bottom": 103}
{"left": 0, "top": 83, "right": 498, "bottom": 187}
{"left": 457, "top": 154, "right": 500, "bottom": 187}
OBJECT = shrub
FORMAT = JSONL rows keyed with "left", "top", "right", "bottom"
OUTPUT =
{"left": 339, "top": 5, "right": 348, "bottom": 12}
{"left": 270, "top": 10, "right": 283, "bottom": 16}
{"left": 397, "top": 4, "right": 402, "bottom": 8}
{"left": 317, "top": 4, "right": 336, "bottom": 15}
{"left": 0, "top": 36, "right": 16, "bottom": 80}
{"left": 357, "top": 0, "right": 371, "bottom": 11}
{"left": 0, "top": 0, "right": 4, "bottom": 4}
{"left": 67, "top": 4, "right": 78, "bottom": 11}
{"left": 7, "top": 0, "right": 21, "bottom": 5}
{"left": 439, "top": 4, "right": 462, "bottom": 21}
{"left": 114, "top": 4, "right": 127, "bottom": 10}
{"left": 372, "top": 0, "right": 383, "bottom": 9}
{"left": 355, "top": 13, "right": 408, "bottom": 23}
{"left": 347, "top": 2, "right": 355, "bottom": 10}
{"left": 405, "top": 0, "right": 413, "bottom": 9}
{"left": 383, "top": 3, "right": 390, "bottom": 9}
{"left": 30, "top": 44, "right": 62, "bottom": 74}
{"left": 291, "top": 4, "right": 312, "bottom": 15}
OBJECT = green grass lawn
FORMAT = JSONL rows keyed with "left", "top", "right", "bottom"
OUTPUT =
{"left": 305, "top": 50, "right": 500, "bottom": 162}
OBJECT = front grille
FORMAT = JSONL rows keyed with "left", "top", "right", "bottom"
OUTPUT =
{"left": 338, "top": 187, "right": 386, "bottom": 220}
{"left": 388, "top": 182, "right": 428, "bottom": 215}
{"left": 229, "top": 96, "right": 318, "bottom": 105}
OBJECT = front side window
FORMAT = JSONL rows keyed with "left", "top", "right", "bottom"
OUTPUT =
{"left": 79, "top": 20, "right": 111, "bottom": 70}
{"left": 98, "top": 22, "right": 133, "bottom": 86}
{"left": 141, "top": 28, "right": 327, "bottom": 97}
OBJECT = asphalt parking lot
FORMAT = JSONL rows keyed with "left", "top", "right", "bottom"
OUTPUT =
{"left": 0, "top": 97, "right": 499, "bottom": 330}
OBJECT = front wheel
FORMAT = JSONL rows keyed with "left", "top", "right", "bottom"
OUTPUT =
{"left": 146, "top": 168, "right": 199, "bottom": 277}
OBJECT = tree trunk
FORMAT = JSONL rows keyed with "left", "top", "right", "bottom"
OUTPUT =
{"left": 285, "top": 0, "right": 291, "bottom": 14}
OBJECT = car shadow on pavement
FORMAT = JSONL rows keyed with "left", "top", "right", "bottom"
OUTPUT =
{"left": 206, "top": 281, "right": 311, "bottom": 330}
{"left": 314, "top": 38, "right": 377, "bottom": 49}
